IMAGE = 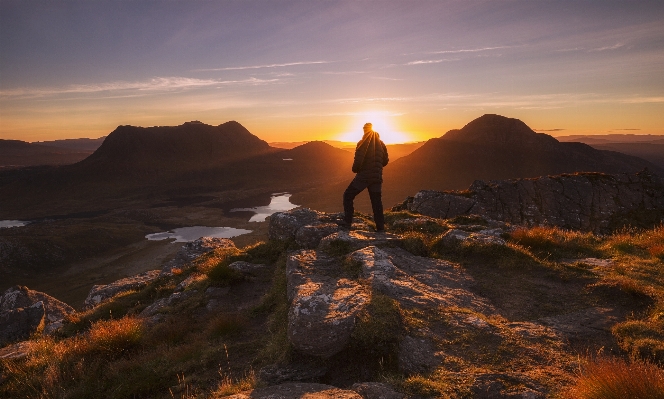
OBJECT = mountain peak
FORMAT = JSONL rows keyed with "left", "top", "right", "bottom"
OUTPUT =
{"left": 441, "top": 114, "right": 556, "bottom": 146}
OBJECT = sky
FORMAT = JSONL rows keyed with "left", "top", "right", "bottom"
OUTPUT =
{"left": 1, "top": 0, "right": 663, "bottom": 144}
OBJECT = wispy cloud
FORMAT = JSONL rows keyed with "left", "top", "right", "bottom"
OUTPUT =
{"left": 406, "top": 59, "right": 459, "bottom": 66}
{"left": 537, "top": 128, "right": 566, "bottom": 132}
{"left": 194, "top": 61, "right": 330, "bottom": 72}
{"left": 429, "top": 46, "right": 512, "bottom": 55}
{"left": 0, "top": 77, "right": 278, "bottom": 99}
{"left": 370, "top": 76, "right": 403, "bottom": 81}
{"left": 589, "top": 43, "right": 625, "bottom": 52}
{"left": 321, "top": 70, "right": 367, "bottom": 75}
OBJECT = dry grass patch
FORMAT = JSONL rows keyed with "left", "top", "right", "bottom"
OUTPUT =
{"left": 565, "top": 357, "right": 664, "bottom": 399}
{"left": 509, "top": 226, "right": 602, "bottom": 259}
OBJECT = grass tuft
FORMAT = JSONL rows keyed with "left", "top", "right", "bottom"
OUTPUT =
{"left": 565, "top": 357, "right": 664, "bottom": 399}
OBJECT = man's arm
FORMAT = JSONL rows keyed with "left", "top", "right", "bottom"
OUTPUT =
{"left": 352, "top": 138, "right": 370, "bottom": 173}
{"left": 381, "top": 141, "right": 389, "bottom": 166}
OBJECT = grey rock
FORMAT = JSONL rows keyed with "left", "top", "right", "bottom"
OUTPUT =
{"left": 0, "top": 341, "right": 31, "bottom": 359}
{"left": 351, "top": 246, "right": 496, "bottom": 312}
{"left": 295, "top": 223, "right": 340, "bottom": 248}
{"left": 161, "top": 237, "right": 237, "bottom": 275}
{"left": 139, "top": 290, "right": 197, "bottom": 317}
{"left": 228, "top": 261, "right": 267, "bottom": 273}
{"left": 84, "top": 270, "right": 160, "bottom": 309}
{"left": 0, "top": 285, "right": 75, "bottom": 325}
{"left": 351, "top": 382, "right": 405, "bottom": 399}
{"left": 398, "top": 335, "right": 441, "bottom": 374}
{"left": 205, "top": 286, "right": 230, "bottom": 298}
{"left": 286, "top": 250, "right": 370, "bottom": 358}
{"left": 318, "top": 230, "right": 400, "bottom": 253}
{"left": 406, "top": 171, "right": 664, "bottom": 233}
{"left": 268, "top": 208, "right": 321, "bottom": 241}
{"left": 0, "top": 301, "right": 45, "bottom": 346}
{"left": 258, "top": 363, "right": 328, "bottom": 385}
{"left": 222, "top": 382, "right": 362, "bottom": 399}
{"left": 471, "top": 373, "right": 545, "bottom": 399}
{"left": 174, "top": 273, "right": 205, "bottom": 292}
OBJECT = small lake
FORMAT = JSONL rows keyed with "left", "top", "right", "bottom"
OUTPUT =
{"left": 146, "top": 226, "right": 252, "bottom": 243}
{"left": 231, "top": 193, "right": 299, "bottom": 222}
{"left": 0, "top": 220, "right": 29, "bottom": 228}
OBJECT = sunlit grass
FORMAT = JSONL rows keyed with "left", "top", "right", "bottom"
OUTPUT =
{"left": 565, "top": 357, "right": 664, "bottom": 399}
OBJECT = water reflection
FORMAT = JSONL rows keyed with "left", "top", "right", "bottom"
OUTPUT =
{"left": 146, "top": 226, "right": 252, "bottom": 243}
{"left": 231, "top": 193, "right": 298, "bottom": 222}
{"left": 0, "top": 220, "right": 29, "bottom": 228}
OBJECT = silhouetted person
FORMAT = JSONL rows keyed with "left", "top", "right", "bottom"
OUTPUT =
{"left": 342, "top": 123, "right": 389, "bottom": 231}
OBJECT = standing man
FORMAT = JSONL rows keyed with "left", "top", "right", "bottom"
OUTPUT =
{"left": 342, "top": 123, "right": 389, "bottom": 232}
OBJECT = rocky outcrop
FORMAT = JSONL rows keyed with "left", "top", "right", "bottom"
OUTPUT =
{"left": 84, "top": 270, "right": 161, "bottom": 309}
{"left": 0, "top": 285, "right": 75, "bottom": 342}
{"left": 318, "top": 230, "right": 401, "bottom": 253}
{"left": 0, "top": 285, "right": 75, "bottom": 324}
{"left": 83, "top": 237, "right": 237, "bottom": 309}
{"left": 0, "top": 302, "right": 45, "bottom": 346}
{"left": 161, "top": 237, "right": 237, "bottom": 275}
{"left": 268, "top": 208, "right": 323, "bottom": 241}
{"left": 401, "top": 170, "right": 664, "bottom": 232}
{"left": 286, "top": 250, "right": 370, "bottom": 358}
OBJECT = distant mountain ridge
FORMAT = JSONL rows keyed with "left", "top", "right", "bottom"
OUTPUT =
{"left": 0, "top": 139, "right": 93, "bottom": 169}
{"left": 77, "top": 120, "right": 274, "bottom": 174}
{"left": 381, "top": 114, "right": 663, "bottom": 206}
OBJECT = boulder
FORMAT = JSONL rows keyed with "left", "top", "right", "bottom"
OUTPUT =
{"left": 286, "top": 250, "right": 369, "bottom": 358}
{"left": 139, "top": 290, "right": 197, "bottom": 318}
{"left": 223, "top": 382, "right": 362, "bottom": 399}
{"left": 161, "top": 237, "right": 237, "bottom": 275}
{"left": 318, "top": 230, "right": 400, "bottom": 254}
{"left": 228, "top": 261, "right": 267, "bottom": 273}
{"left": 295, "top": 223, "right": 340, "bottom": 248}
{"left": 258, "top": 363, "right": 328, "bottom": 385}
{"left": 268, "top": 208, "right": 321, "bottom": 241}
{"left": 0, "top": 341, "right": 31, "bottom": 359}
{"left": 398, "top": 335, "right": 441, "bottom": 374}
{"left": 0, "top": 302, "right": 45, "bottom": 346}
{"left": 436, "top": 228, "right": 506, "bottom": 246}
{"left": 351, "top": 382, "right": 405, "bottom": 399}
{"left": 0, "top": 285, "right": 75, "bottom": 325}
{"left": 84, "top": 270, "right": 160, "bottom": 309}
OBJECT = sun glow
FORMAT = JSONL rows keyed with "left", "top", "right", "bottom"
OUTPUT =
{"left": 336, "top": 111, "right": 411, "bottom": 144}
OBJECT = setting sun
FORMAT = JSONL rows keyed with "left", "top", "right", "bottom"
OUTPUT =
{"left": 336, "top": 111, "right": 411, "bottom": 144}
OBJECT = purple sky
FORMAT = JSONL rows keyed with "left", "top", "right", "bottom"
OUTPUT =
{"left": 1, "top": 0, "right": 663, "bottom": 142}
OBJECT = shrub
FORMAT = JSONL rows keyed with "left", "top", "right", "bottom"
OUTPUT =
{"left": 207, "top": 313, "right": 249, "bottom": 338}
{"left": 207, "top": 263, "right": 245, "bottom": 286}
{"left": 565, "top": 357, "right": 664, "bottom": 399}
{"left": 244, "top": 240, "right": 290, "bottom": 264}
{"left": 351, "top": 293, "right": 403, "bottom": 360}
{"left": 613, "top": 319, "right": 664, "bottom": 363}
{"left": 86, "top": 317, "right": 143, "bottom": 356}
{"left": 397, "top": 231, "right": 429, "bottom": 257}
{"left": 324, "top": 239, "right": 353, "bottom": 257}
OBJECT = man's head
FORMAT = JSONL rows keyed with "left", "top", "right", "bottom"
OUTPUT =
{"left": 363, "top": 123, "right": 373, "bottom": 134}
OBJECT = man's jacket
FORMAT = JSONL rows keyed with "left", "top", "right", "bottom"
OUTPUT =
{"left": 352, "top": 131, "right": 389, "bottom": 184}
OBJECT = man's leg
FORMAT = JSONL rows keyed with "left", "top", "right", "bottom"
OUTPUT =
{"left": 368, "top": 183, "right": 384, "bottom": 231}
{"left": 343, "top": 178, "right": 366, "bottom": 226}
